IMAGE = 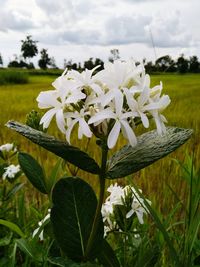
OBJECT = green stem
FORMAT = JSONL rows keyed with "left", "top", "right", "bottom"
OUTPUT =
{"left": 85, "top": 142, "right": 108, "bottom": 258}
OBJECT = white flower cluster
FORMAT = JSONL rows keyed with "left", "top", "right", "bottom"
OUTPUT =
{"left": 37, "top": 60, "right": 170, "bottom": 149}
{"left": 2, "top": 164, "right": 20, "bottom": 180}
{"left": 101, "top": 183, "right": 150, "bottom": 236}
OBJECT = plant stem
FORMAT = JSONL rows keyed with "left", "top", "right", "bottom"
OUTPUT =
{"left": 85, "top": 142, "right": 108, "bottom": 258}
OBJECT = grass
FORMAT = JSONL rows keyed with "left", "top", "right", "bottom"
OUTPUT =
{"left": 0, "top": 72, "right": 200, "bottom": 266}
{"left": 0, "top": 73, "right": 200, "bottom": 209}
{"left": 0, "top": 69, "right": 29, "bottom": 85}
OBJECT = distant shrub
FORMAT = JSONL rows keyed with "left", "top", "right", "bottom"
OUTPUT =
{"left": 27, "top": 69, "right": 62, "bottom": 76}
{"left": 0, "top": 70, "right": 29, "bottom": 85}
{"left": 8, "top": 60, "right": 35, "bottom": 69}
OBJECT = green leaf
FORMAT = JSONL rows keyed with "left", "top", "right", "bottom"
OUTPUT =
{"left": 6, "top": 121, "right": 100, "bottom": 174}
{"left": 107, "top": 127, "right": 193, "bottom": 179}
{"left": 51, "top": 177, "right": 104, "bottom": 261}
{"left": 18, "top": 152, "right": 47, "bottom": 194}
{"left": 0, "top": 219, "right": 25, "bottom": 238}
{"left": 131, "top": 182, "right": 180, "bottom": 266}
{"left": 47, "top": 158, "right": 62, "bottom": 194}
{"left": 16, "top": 238, "right": 44, "bottom": 262}
{"left": 0, "top": 232, "right": 13, "bottom": 247}
{"left": 0, "top": 163, "right": 7, "bottom": 177}
{"left": 48, "top": 257, "right": 103, "bottom": 267}
{"left": 5, "top": 183, "right": 24, "bottom": 201}
{"left": 47, "top": 257, "right": 80, "bottom": 267}
{"left": 97, "top": 239, "right": 120, "bottom": 267}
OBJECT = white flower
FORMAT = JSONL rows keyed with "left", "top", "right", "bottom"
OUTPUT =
{"left": 32, "top": 210, "right": 50, "bottom": 241}
{"left": 130, "top": 71, "right": 150, "bottom": 94}
{"left": 0, "top": 143, "right": 16, "bottom": 152}
{"left": 2, "top": 164, "right": 20, "bottom": 180}
{"left": 106, "top": 183, "right": 125, "bottom": 206}
{"left": 37, "top": 78, "right": 86, "bottom": 133}
{"left": 95, "top": 60, "right": 143, "bottom": 90}
{"left": 67, "top": 65, "right": 100, "bottom": 88}
{"left": 149, "top": 89, "right": 171, "bottom": 135}
{"left": 126, "top": 199, "right": 147, "bottom": 224}
{"left": 126, "top": 189, "right": 151, "bottom": 224}
{"left": 36, "top": 59, "right": 170, "bottom": 149}
{"left": 65, "top": 108, "right": 92, "bottom": 143}
{"left": 89, "top": 90, "right": 137, "bottom": 148}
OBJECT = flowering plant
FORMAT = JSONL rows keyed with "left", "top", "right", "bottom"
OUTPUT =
{"left": 0, "top": 143, "right": 21, "bottom": 181}
{"left": 37, "top": 60, "right": 170, "bottom": 148}
{"left": 7, "top": 60, "right": 192, "bottom": 266}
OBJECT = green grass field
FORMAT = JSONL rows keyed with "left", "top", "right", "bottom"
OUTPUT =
{"left": 0, "top": 73, "right": 199, "bottom": 212}
{"left": 1, "top": 72, "right": 200, "bottom": 266}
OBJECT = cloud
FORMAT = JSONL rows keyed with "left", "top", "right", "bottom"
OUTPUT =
{"left": 147, "top": 11, "right": 193, "bottom": 48}
{"left": 124, "top": 0, "right": 160, "bottom": 2}
{"left": 103, "top": 15, "right": 151, "bottom": 45}
{"left": 0, "top": 0, "right": 197, "bottom": 54}
{"left": 37, "top": 29, "right": 101, "bottom": 46}
{"left": 0, "top": 8, "right": 37, "bottom": 32}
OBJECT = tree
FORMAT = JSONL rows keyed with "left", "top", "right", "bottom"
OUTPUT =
{"left": 155, "top": 55, "right": 176, "bottom": 72}
{"left": 83, "top": 57, "right": 94, "bottom": 70}
{"left": 94, "top": 58, "right": 104, "bottom": 71}
{"left": 144, "top": 60, "right": 156, "bottom": 74}
{"left": 21, "top": 35, "right": 38, "bottom": 61}
{"left": 176, "top": 54, "right": 189, "bottom": 74}
{"left": 38, "top": 49, "right": 51, "bottom": 69}
{"left": 49, "top": 57, "right": 58, "bottom": 69}
{"left": 189, "top": 56, "right": 200, "bottom": 73}
{"left": 108, "top": 49, "right": 120, "bottom": 63}
{"left": 83, "top": 57, "right": 104, "bottom": 71}
{"left": 64, "top": 59, "right": 78, "bottom": 70}
{"left": 0, "top": 53, "right": 3, "bottom": 66}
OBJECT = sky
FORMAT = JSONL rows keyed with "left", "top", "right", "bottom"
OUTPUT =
{"left": 0, "top": 0, "right": 199, "bottom": 68}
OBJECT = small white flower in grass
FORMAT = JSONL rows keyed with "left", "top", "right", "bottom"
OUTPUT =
{"left": 126, "top": 189, "right": 151, "bottom": 224}
{"left": 2, "top": 164, "right": 20, "bottom": 180}
{"left": 32, "top": 210, "right": 50, "bottom": 241}
{"left": 101, "top": 201, "right": 114, "bottom": 230}
{"left": 106, "top": 183, "right": 125, "bottom": 206}
{"left": 126, "top": 199, "right": 147, "bottom": 224}
{"left": 0, "top": 143, "right": 16, "bottom": 152}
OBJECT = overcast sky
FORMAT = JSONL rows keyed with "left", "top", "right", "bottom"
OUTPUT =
{"left": 0, "top": 0, "right": 199, "bottom": 68}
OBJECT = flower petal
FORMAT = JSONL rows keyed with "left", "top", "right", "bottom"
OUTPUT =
{"left": 37, "top": 91, "right": 59, "bottom": 109}
{"left": 40, "top": 108, "right": 57, "bottom": 129}
{"left": 79, "top": 118, "right": 92, "bottom": 138}
{"left": 126, "top": 209, "right": 134, "bottom": 219}
{"left": 107, "top": 121, "right": 121, "bottom": 149}
{"left": 120, "top": 120, "right": 137, "bottom": 147}
{"left": 65, "top": 119, "right": 78, "bottom": 143}
{"left": 88, "top": 108, "right": 114, "bottom": 125}
{"left": 139, "top": 112, "right": 149, "bottom": 128}
{"left": 114, "top": 90, "right": 123, "bottom": 116}
{"left": 56, "top": 109, "right": 66, "bottom": 133}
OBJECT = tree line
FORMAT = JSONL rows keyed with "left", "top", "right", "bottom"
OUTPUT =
{"left": 0, "top": 36, "right": 200, "bottom": 73}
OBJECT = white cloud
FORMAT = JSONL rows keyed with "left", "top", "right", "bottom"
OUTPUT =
{"left": 147, "top": 11, "right": 193, "bottom": 48}
{"left": 104, "top": 15, "right": 151, "bottom": 45}
{"left": 0, "top": 0, "right": 199, "bottom": 67}
{"left": 0, "top": 10, "right": 37, "bottom": 32}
